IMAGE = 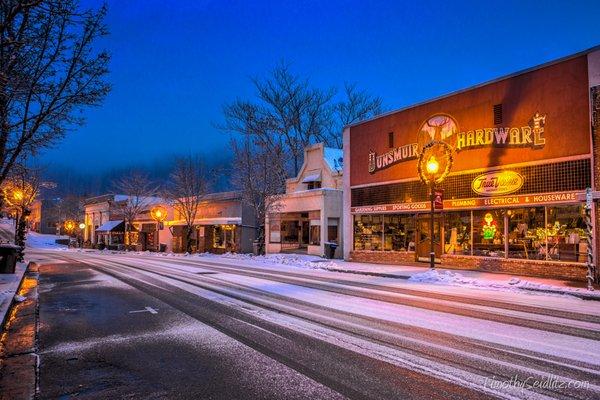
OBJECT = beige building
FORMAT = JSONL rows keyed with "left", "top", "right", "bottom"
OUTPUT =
{"left": 265, "top": 143, "right": 343, "bottom": 258}
{"left": 83, "top": 195, "right": 171, "bottom": 251}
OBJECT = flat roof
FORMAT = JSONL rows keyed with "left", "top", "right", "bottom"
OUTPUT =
{"left": 346, "top": 44, "right": 600, "bottom": 130}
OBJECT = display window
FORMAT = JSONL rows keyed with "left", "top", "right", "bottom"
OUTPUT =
{"left": 354, "top": 215, "right": 383, "bottom": 251}
{"left": 472, "top": 210, "right": 505, "bottom": 257}
{"left": 444, "top": 211, "right": 471, "bottom": 255}
{"left": 507, "top": 207, "right": 545, "bottom": 259}
{"left": 383, "top": 214, "right": 415, "bottom": 251}
{"left": 546, "top": 205, "right": 587, "bottom": 262}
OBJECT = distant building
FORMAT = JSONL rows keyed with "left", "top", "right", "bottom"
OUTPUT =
{"left": 83, "top": 194, "right": 167, "bottom": 250}
{"left": 29, "top": 199, "right": 61, "bottom": 235}
{"left": 83, "top": 192, "right": 256, "bottom": 253}
{"left": 265, "top": 143, "right": 343, "bottom": 258}
{"left": 167, "top": 191, "right": 256, "bottom": 254}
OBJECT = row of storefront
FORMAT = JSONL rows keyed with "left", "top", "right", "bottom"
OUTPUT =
{"left": 83, "top": 192, "right": 256, "bottom": 254}
{"left": 341, "top": 46, "right": 600, "bottom": 281}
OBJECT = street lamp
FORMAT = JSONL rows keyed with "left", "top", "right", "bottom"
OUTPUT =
{"left": 150, "top": 205, "right": 168, "bottom": 252}
{"left": 64, "top": 219, "right": 76, "bottom": 235}
{"left": 150, "top": 205, "right": 167, "bottom": 228}
{"left": 418, "top": 142, "right": 453, "bottom": 271}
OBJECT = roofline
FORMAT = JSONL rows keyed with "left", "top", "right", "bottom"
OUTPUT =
{"left": 345, "top": 44, "right": 600, "bottom": 130}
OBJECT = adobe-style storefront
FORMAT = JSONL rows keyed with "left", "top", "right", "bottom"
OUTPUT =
{"left": 343, "top": 47, "right": 600, "bottom": 281}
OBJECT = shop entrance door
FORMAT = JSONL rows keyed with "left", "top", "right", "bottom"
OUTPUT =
{"left": 416, "top": 214, "right": 442, "bottom": 263}
{"left": 301, "top": 220, "right": 310, "bottom": 248}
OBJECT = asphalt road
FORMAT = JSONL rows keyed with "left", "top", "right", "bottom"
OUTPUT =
{"left": 28, "top": 249, "right": 600, "bottom": 400}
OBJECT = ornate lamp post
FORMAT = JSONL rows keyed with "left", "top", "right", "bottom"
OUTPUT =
{"left": 418, "top": 141, "right": 453, "bottom": 270}
{"left": 150, "top": 205, "right": 167, "bottom": 252}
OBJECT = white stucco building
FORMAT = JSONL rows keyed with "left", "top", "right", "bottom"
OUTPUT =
{"left": 265, "top": 143, "right": 343, "bottom": 258}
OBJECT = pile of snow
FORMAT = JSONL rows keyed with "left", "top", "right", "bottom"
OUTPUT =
{"left": 408, "top": 269, "right": 600, "bottom": 299}
{"left": 26, "top": 231, "right": 69, "bottom": 249}
{"left": 199, "top": 252, "right": 339, "bottom": 270}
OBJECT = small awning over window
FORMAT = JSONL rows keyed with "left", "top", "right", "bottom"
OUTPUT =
{"left": 96, "top": 220, "right": 125, "bottom": 233}
{"left": 302, "top": 172, "right": 321, "bottom": 183}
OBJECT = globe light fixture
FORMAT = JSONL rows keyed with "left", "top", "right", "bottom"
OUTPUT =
{"left": 79, "top": 222, "right": 86, "bottom": 230}
{"left": 426, "top": 155, "right": 439, "bottom": 175}
{"left": 150, "top": 205, "right": 167, "bottom": 222}
{"left": 64, "top": 219, "right": 76, "bottom": 233}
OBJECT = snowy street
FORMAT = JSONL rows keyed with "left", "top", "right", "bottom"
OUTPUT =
{"left": 23, "top": 248, "right": 600, "bottom": 399}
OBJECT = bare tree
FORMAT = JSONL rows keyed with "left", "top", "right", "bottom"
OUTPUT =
{"left": 163, "top": 156, "right": 210, "bottom": 253}
{"left": 231, "top": 138, "right": 287, "bottom": 252}
{"left": 50, "top": 194, "right": 84, "bottom": 232}
{"left": 112, "top": 172, "right": 158, "bottom": 249}
{"left": 222, "top": 62, "right": 335, "bottom": 176}
{"left": 326, "top": 83, "right": 383, "bottom": 148}
{"left": 2, "top": 162, "right": 41, "bottom": 259}
{"left": 0, "top": 0, "right": 110, "bottom": 194}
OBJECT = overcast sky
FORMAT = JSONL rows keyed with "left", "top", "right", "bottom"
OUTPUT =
{"left": 39, "top": 0, "right": 600, "bottom": 173}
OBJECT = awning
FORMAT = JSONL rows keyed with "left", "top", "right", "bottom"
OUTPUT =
{"left": 302, "top": 172, "right": 321, "bottom": 183}
{"left": 96, "top": 220, "right": 125, "bottom": 233}
{"left": 168, "top": 217, "right": 242, "bottom": 227}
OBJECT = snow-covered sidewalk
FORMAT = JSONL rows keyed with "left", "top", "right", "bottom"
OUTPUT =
{"left": 154, "top": 252, "right": 600, "bottom": 301}
{"left": 0, "top": 261, "right": 27, "bottom": 328}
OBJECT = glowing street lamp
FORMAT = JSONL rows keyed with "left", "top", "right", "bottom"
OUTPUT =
{"left": 426, "top": 155, "right": 439, "bottom": 175}
{"left": 79, "top": 222, "right": 86, "bottom": 230}
{"left": 64, "top": 219, "right": 76, "bottom": 234}
{"left": 150, "top": 205, "right": 167, "bottom": 230}
{"left": 418, "top": 142, "right": 453, "bottom": 271}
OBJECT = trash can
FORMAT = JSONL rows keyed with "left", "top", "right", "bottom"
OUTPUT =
{"left": 252, "top": 240, "right": 263, "bottom": 256}
{"left": 159, "top": 243, "right": 167, "bottom": 252}
{"left": 324, "top": 242, "right": 338, "bottom": 259}
{"left": 0, "top": 244, "right": 20, "bottom": 274}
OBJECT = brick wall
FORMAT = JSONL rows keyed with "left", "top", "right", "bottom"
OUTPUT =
{"left": 349, "top": 250, "right": 587, "bottom": 281}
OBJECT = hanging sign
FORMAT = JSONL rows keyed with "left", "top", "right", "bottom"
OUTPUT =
{"left": 434, "top": 189, "right": 444, "bottom": 210}
{"left": 471, "top": 170, "right": 524, "bottom": 196}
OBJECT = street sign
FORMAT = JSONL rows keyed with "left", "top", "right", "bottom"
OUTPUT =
{"left": 586, "top": 187, "right": 593, "bottom": 210}
{"left": 434, "top": 189, "right": 444, "bottom": 210}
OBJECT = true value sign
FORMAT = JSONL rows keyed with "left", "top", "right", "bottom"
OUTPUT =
{"left": 471, "top": 170, "right": 524, "bottom": 196}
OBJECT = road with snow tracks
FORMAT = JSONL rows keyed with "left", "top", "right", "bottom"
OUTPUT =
{"left": 26, "top": 249, "right": 600, "bottom": 400}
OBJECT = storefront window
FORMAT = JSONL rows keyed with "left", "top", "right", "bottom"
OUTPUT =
{"left": 213, "top": 225, "right": 236, "bottom": 251}
{"left": 507, "top": 207, "right": 545, "bottom": 260}
{"left": 354, "top": 215, "right": 383, "bottom": 251}
{"left": 327, "top": 218, "right": 339, "bottom": 243}
{"left": 444, "top": 211, "right": 471, "bottom": 255}
{"left": 546, "top": 205, "right": 587, "bottom": 262}
{"left": 473, "top": 210, "right": 505, "bottom": 257}
{"left": 383, "top": 214, "right": 415, "bottom": 251}
{"left": 281, "top": 220, "right": 300, "bottom": 243}
{"left": 309, "top": 223, "right": 321, "bottom": 245}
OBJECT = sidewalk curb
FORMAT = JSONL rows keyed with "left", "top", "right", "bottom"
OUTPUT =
{"left": 0, "top": 262, "right": 30, "bottom": 331}
{"left": 0, "top": 261, "right": 39, "bottom": 400}
{"left": 317, "top": 266, "right": 600, "bottom": 301}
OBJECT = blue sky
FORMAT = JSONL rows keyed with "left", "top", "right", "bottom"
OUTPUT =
{"left": 40, "top": 0, "right": 600, "bottom": 173}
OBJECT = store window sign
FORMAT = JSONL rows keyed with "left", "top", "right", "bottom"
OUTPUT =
{"left": 482, "top": 213, "right": 497, "bottom": 240}
{"left": 368, "top": 112, "right": 546, "bottom": 174}
{"left": 471, "top": 170, "right": 524, "bottom": 196}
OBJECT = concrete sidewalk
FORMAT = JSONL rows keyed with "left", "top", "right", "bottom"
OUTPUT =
{"left": 310, "top": 258, "right": 600, "bottom": 299}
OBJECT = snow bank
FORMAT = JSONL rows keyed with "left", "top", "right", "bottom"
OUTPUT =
{"left": 26, "top": 231, "right": 69, "bottom": 249}
{"left": 408, "top": 269, "right": 600, "bottom": 299}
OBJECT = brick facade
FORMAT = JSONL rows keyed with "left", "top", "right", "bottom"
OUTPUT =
{"left": 349, "top": 250, "right": 587, "bottom": 281}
